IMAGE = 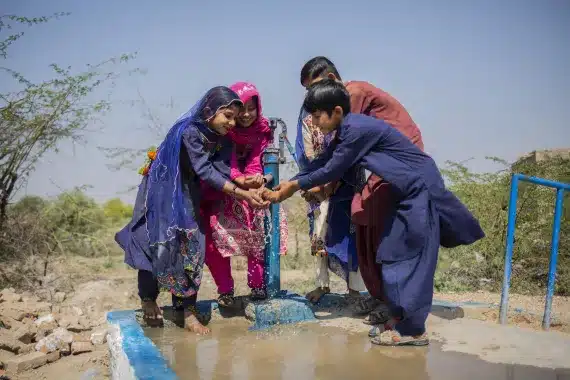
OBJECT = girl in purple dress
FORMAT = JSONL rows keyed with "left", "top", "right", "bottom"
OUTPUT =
{"left": 116, "top": 86, "right": 268, "bottom": 334}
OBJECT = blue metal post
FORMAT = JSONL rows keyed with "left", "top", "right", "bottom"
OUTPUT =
{"left": 543, "top": 188, "right": 565, "bottom": 330}
{"left": 499, "top": 174, "right": 520, "bottom": 325}
{"left": 263, "top": 146, "right": 281, "bottom": 297}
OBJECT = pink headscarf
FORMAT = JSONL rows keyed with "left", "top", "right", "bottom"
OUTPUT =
{"left": 227, "top": 82, "right": 273, "bottom": 179}
{"left": 228, "top": 82, "right": 272, "bottom": 145}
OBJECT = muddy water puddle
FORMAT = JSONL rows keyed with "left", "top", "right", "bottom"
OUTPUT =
{"left": 145, "top": 322, "right": 570, "bottom": 380}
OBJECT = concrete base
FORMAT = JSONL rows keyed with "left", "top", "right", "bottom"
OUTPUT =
{"left": 245, "top": 291, "right": 316, "bottom": 329}
{"left": 106, "top": 292, "right": 518, "bottom": 379}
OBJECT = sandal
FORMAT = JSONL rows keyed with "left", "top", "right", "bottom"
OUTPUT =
{"left": 217, "top": 292, "right": 237, "bottom": 308}
{"left": 250, "top": 288, "right": 268, "bottom": 301}
{"left": 370, "top": 330, "right": 429, "bottom": 347}
{"left": 363, "top": 305, "right": 392, "bottom": 325}
{"left": 368, "top": 318, "right": 397, "bottom": 337}
{"left": 353, "top": 296, "right": 383, "bottom": 315}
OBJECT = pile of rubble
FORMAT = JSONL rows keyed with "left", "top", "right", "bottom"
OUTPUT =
{"left": 0, "top": 288, "right": 110, "bottom": 376}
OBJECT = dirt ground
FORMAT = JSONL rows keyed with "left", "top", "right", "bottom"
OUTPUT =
{"left": 2, "top": 254, "right": 570, "bottom": 379}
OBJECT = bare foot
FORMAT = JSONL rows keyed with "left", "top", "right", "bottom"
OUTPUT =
{"left": 305, "top": 287, "right": 330, "bottom": 303}
{"left": 142, "top": 300, "right": 163, "bottom": 327}
{"left": 184, "top": 312, "right": 210, "bottom": 335}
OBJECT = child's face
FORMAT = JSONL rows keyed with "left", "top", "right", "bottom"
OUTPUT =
{"left": 208, "top": 104, "right": 240, "bottom": 135}
{"left": 238, "top": 97, "right": 258, "bottom": 128}
{"left": 310, "top": 107, "right": 343, "bottom": 134}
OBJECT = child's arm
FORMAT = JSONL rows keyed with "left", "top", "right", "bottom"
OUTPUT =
{"left": 301, "top": 117, "right": 317, "bottom": 161}
{"left": 184, "top": 128, "right": 268, "bottom": 207}
{"left": 267, "top": 126, "right": 377, "bottom": 203}
{"left": 235, "top": 134, "right": 271, "bottom": 189}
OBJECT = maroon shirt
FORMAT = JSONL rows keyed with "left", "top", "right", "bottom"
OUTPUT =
{"left": 346, "top": 81, "right": 424, "bottom": 151}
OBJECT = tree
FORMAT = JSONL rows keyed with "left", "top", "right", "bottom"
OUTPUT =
{"left": 437, "top": 156, "right": 570, "bottom": 295}
{"left": 103, "top": 197, "right": 134, "bottom": 223}
{"left": 0, "top": 13, "right": 137, "bottom": 229}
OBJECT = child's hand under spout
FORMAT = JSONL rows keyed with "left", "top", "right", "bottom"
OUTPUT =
{"left": 244, "top": 174, "right": 265, "bottom": 189}
{"left": 263, "top": 181, "right": 300, "bottom": 203}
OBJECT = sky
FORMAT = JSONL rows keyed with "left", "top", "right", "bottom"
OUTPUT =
{"left": 2, "top": 0, "right": 570, "bottom": 203}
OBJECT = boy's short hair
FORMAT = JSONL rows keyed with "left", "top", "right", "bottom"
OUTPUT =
{"left": 300, "top": 56, "right": 342, "bottom": 85}
{"left": 303, "top": 79, "right": 351, "bottom": 116}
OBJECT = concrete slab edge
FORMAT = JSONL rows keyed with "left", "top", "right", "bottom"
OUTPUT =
{"left": 107, "top": 310, "right": 177, "bottom": 380}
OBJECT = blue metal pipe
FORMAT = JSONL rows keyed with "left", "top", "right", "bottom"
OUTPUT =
{"left": 263, "top": 146, "right": 281, "bottom": 297}
{"left": 499, "top": 174, "right": 519, "bottom": 325}
{"left": 500, "top": 173, "right": 568, "bottom": 328}
{"left": 543, "top": 188, "right": 565, "bottom": 330}
{"left": 514, "top": 174, "right": 570, "bottom": 191}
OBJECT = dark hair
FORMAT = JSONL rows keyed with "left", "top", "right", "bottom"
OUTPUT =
{"left": 201, "top": 86, "right": 243, "bottom": 120}
{"left": 300, "top": 56, "right": 342, "bottom": 85}
{"left": 303, "top": 79, "right": 350, "bottom": 117}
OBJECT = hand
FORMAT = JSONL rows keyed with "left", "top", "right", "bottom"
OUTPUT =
{"left": 271, "top": 181, "right": 300, "bottom": 203}
{"left": 323, "top": 181, "right": 340, "bottom": 198}
{"left": 262, "top": 189, "right": 282, "bottom": 203}
{"left": 306, "top": 186, "right": 327, "bottom": 202}
{"left": 244, "top": 174, "right": 265, "bottom": 189}
{"left": 241, "top": 188, "right": 269, "bottom": 208}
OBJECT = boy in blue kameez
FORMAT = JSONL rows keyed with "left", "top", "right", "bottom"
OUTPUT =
{"left": 263, "top": 79, "right": 484, "bottom": 346}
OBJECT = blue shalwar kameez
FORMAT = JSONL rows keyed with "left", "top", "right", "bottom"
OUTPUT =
{"left": 294, "top": 113, "right": 485, "bottom": 336}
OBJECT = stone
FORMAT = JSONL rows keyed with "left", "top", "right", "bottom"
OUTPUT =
{"left": 0, "top": 291, "right": 22, "bottom": 303}
{"left": 90, "top": 328, "right": 108, "bottom": 345}
{"left": 72, "top": 306, "right": 84, "bottom": 316}
{"left": 0, "top": 308, "right": 27, "bottom": 322}
{"left": 56, "top": 314, "right": 78, "bottom": 329}
{"left": 4, "top": 351, "right": 49, "bottom": 374}
{"left": 53, "top": 292, "right": 66, "bottom": 303}
{"left": 35, "top": 314, "right": 57, "bottom": 340}
{"left": 68, "top": 318, "right": 90, "bottom": 333}
{"left": 34, "top": 328, "right": 73, "bottom": 354}
{"left": 72, "top": 332, "right": 91, "bottom": 343}
{"left": 22, "top": 294, "right": 40, "bottom": 303}
{"left": 0, "top": 329, "right": 22, "bottom": 354}
{"left": 45, "top": 350, "right": 60, "bottom": 363}
{"left": 18, "top": 344, "right": 35, "bottom": 354}
{"left": 0, "top": 316, "right": 18, "bottom": 330}
{"left": 12, "top": 323, "right": 37, "bottom": 344}
{"left": 51, "top": 305, "right": 61, "bottom": 314}
{"left": 2, "top": 302, "right": 51, "bottom": 318}
{"left": 36, "top": 321, "right": 58, "bottom": 341}
{"left": 71, "top": 341, "right": 92, "bottom": 355}
{"left": 23, "top": 302, "right": 52, "bottom": 316}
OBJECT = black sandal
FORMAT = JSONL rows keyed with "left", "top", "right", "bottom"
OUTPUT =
{"left": 218, "top": 292, "right": 236, "bottom": 308}
{"left": 250, "top": 288, "right": 267, "bottom": 301}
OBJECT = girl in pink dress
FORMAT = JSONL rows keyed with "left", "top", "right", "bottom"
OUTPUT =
{"left": 204, "top": 81, "right": 288, "bottom": 305}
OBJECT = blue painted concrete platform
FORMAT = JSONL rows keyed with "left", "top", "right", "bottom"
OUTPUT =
{"left": 107, "top": 309, "right": 177, "bottom": 380}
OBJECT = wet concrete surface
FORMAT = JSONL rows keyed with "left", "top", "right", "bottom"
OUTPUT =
{"left": 145, "top": 322, "right": 570, "bottom": 380}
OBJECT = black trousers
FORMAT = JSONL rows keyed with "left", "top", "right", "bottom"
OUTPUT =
{"left": 138, "top": 270, "right": 197, "bottom": 311}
